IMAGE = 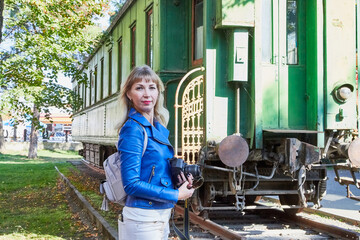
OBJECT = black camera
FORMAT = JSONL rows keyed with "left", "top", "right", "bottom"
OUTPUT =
{"left": 169, "top": 157, "right": 203, "bottom": 189}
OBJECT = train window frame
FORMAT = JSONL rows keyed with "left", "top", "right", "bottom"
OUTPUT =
{"left": 130, "top": 22, "right": 136, "bottom": 69}
{"left": 261, "top": 0, "right": 273, "bottom": 64}
{"left": 100, "top": 57, "right": 104, "bottom": 100}
{"left": 108, "top": 48, "right": 113, "bottom": 96}
{"left": 77, "top": 84, "right": 80, "bottom": 111}
{"left": 146, "top": 7, "right": 154, "bottom": 68}
{"left": 286, "top": 0, "right": 298, "bottom": 65}
{"left": 82, "top": 82, "right": 86, "bottom": 109}
{"left": 94, "top": 65, "right": 98, "bottom": 102}
{"left": 89, "top": 70, "right": 93, "bottom": 106}
{"left": 191, "top": 0, "right": 204, "bottom": 66}
{"left": 117, "top": 38, "right": 122, "bottom": 92}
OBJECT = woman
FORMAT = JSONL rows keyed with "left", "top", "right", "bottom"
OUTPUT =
{"left": 117, "top": 65, "right": 195, "bottom": 240}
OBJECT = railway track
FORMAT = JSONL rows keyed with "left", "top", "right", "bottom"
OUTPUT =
{"left": 172, "top": 204, "right": 360, "bottom": 240}
{"left": 71, "top": 160, "right": 360, "bottom": 239}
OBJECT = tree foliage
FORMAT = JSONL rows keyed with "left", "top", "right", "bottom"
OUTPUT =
{"left": 1, "top": 0, "right": 107, "bottom": 114}
{"left": 0, "top": 0, "right": 108, "bottom": 157}
{"left": 109, "top": 0, "right": 126, "bottom": 22}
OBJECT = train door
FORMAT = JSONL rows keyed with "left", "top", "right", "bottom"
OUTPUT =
{"left": 261, "top": 0, "right": 306, "bottom": 129}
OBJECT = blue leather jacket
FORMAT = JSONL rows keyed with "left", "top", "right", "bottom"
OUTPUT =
{"left": 118, "top": 108, "right": 179, "bottom": 209}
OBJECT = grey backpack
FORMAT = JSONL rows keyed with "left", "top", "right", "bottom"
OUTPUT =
{"left": 100, "top": 124, "right": 148, "bottom": 210}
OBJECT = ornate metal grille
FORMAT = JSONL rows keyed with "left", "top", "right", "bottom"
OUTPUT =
{"left": 181, "top": 75, "right": 204, "bottom": 164}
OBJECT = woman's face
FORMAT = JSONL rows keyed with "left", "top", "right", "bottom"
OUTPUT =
{"left": 127, "top": 78, "right": 159, "bottom": 115}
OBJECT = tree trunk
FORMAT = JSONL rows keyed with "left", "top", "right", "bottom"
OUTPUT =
{"left": 0, "top": 0, "right": 5, "bottom": 153}
{"left": 0, "top": 0, "right": 4, "bottom": 42}
{"left": 0, "top": 115, "right": 4, "bottom": 152}
{"left": 28, "top": 106, "right": 39, "bottom": 159}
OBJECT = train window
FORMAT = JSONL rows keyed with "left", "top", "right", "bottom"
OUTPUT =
{"left": 100, "top": 57, "right": 104, "bottom": 99}
{"left": 108, "top": 48, "right": 112, "bottom": 96}
{"left": 82, "top": 83, "right": 86, "bottom": 109}
{"left": 261, "top": 0, "right": 272, "bottom": 63}
{"left": 192, "top": 0, "right": 203, "bottom": 65}
{"left": 117, "top": 38, "right": 122, "bottom": 91}
{"left": 287, "top": 0, "right": 298, "bottom": 65}
{"left": 89, "top": 70, "right": 93, "bottom": 105}
{"left": 77, "top": 85, "right": 80, "bottom": 110}
{"left": 131, "top": 23, "right": 136, "bottom": 69}
{"left": 146, "top": 8, "right": 153, "bottom": 68}
{"left": 94, "top": 65, "right": 98, "bottom": 102}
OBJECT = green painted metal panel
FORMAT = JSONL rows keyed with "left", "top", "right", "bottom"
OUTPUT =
{"left": 255, "top": 0, "right": 323, "bottom": 148}
{"left": 254, "top": 0, "right": 264, "bottom": 149}
{"left": 207, "top": 7, "right": 236, "bottom": 138}
{"left": 204, "top": 0, "right": 253, "bottom": 142}
{"left": 288, "top": 0, "right": 306, "bottom": 129}
{"left": 325, "top": 0, "right": 357, "bottom": 129}
{"left": 305, "top": 0, "right": 325, "bottom": 147}
{"left": 158, "top": 0, "right": 188, "bottom": 72}
{"left": 306, "top": 0, "right": 319, "bottom": 130}
{"left": 216, "top": 0, "right": 255, "bottom": 28}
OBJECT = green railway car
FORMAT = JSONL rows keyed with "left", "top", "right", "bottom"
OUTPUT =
{"left": 72, "top": 0, "right": 360, "bottom": 214}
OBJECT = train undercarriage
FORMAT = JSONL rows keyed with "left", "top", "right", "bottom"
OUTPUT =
{"left": 190, "top": 130, "right": 360, "bottom": 215}
{"left": 78, "top": 130, "right": 360, "bottom": 215}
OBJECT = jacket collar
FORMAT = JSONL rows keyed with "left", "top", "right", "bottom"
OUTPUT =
{"left": 128, "top": 108, "right": 151, "bottom": 127}
{"left": 128, "top": 108, "right": 171, "bottom": 146}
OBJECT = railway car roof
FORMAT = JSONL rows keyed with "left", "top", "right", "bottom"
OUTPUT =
{"left": 79, "top": 0, "right": 135, "bottom": 73}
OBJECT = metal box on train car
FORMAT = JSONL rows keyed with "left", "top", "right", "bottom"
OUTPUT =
{"left": 215, "top": 0, "right": 255, "bottom": 28}
{"left": 228, "top": 29, "right": 249, "bottom": 82}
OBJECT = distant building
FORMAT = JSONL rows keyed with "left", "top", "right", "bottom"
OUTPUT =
{"left": 40, "top": 113, "right": 72, "bottom": 135}
{"left": 3, "top": 113, "right": 73, "bottom": 142}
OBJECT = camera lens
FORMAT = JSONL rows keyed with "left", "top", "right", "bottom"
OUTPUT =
{"left": 184, "top": 164, "right": 201, "bottom": 178}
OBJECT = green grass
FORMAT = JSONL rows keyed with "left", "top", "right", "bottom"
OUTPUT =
{"left": 0, "top": 149, "right": 95, "bottom": 240}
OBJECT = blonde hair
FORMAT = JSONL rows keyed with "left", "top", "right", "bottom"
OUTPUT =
{"left": 115, "top": 65, "right": 169, "bottom": 131}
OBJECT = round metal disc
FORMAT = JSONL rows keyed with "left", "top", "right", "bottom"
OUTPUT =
{"left": 218, "top": 135, "right": 249, "bottom": 167}
{"left": 348, "top": 138, "right": 360, "bottom": 167}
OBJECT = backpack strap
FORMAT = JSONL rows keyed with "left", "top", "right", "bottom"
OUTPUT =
{"left": 139, "top": 124, "right": 148, "bottom": 157}
{"left": 131, "top": 119, "right": 148, "bottom": 157}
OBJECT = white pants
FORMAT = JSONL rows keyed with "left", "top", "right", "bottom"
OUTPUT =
{"left": 118, "top": 207, "right": 171, "bottom": 240}
{"left": 118, "top": 218, "right": 170, "bottom": 240}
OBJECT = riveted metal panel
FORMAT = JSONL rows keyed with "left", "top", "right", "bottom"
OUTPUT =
{"left": 325, "top": 0, "right": 357, "bottom": 129}
{"left": 88, "top": 106, "right": 105, "bottom": 136}
{"left": 105, "top": 99, "right": 122, "bottom": 138}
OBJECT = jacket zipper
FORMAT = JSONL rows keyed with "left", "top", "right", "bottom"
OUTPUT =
{"left": 148, "top": 165, "right": 155, "bottom": 183}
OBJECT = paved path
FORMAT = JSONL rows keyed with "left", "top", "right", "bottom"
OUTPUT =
{"left": 315, "top": 168, "right": 360, "bottom": 222}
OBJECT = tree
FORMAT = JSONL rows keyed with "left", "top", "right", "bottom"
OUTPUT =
{"left": 0, "top": 0, "right": 107, "bottom": 158}
{"left": 109, "top": 0, "right": 126, "bottom": 22}
{"left": 0, "top": 0, "right": 5, "bottom": 152}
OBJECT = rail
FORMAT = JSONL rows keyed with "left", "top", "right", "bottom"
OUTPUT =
{"left": 174, "top": 205, "right": 244, "bottom": 240}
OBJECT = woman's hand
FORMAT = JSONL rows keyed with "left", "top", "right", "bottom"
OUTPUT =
{"left": 177, "top": 172, "right": 195, "bottom": 200}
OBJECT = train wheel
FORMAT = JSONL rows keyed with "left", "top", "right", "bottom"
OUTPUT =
{"left": 190, "top": 183, "right": 213, "bottom": 216}
{"left": 279, "top": 195, "right": 303, "bottom": 215}
{"left": 318, "top": 180, "right": 327, "bottom": 200}
{"left": 190, "top": 190, "right": 202, "bottom": 215}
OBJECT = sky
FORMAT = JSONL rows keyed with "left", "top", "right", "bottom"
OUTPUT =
{"left": 58, "top": 73, "right": 73, "bottom": 89}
